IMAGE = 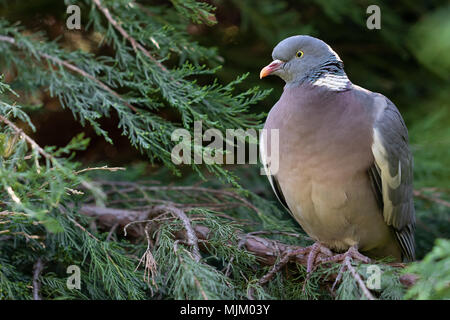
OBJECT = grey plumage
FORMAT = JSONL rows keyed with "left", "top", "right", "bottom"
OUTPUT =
{"left": 270, "top": 35, "right": 349, "bottom": 91}
{"left": 260, "top": 35, "right": 415, "bottom": 262}
{"left": 369, "top": 96, "right": 416, "bottom": 261}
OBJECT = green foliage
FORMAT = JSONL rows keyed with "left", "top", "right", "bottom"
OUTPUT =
{"left": 0, "top": 83, "right": 87, "bottom": 221}
{"left": 407, "top": 5, "right": 450, "bottom": 79}
{"left": 0, "top": 0, "right": 270, "bottom": 182}
{"left": 404, "top": 239, "right": 450, "bottom": 300}
{"left": 170, "top": 0, "right": 217, "bottom": 26}
{"left": 0, "top": 0, "right": 272, "bottom": 300}
{"left": 335, "top": 264, "right": 404, "bottom": 300}
{"left": 0, "top": 80, "right": 149, "bottom": 299}
{"left": 153, "top": 217, "right": 240, "bottom": 299}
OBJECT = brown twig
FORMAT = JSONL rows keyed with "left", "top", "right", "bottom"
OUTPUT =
{"left": 343, "top": 256, "right": 376, "bottom": 300}
{"left": 123, "top": 213, "right": 172, "bottom": 237}
{"left": 106, "top": 222, "right": 119, "bottom": 241}
{"left": 224, "top": 234, "right": 249, "bottom": 277}
{"left": 32, "top": 258, "right": 45, "bottom": 300}
{"left": 0, "top": 114, "right": 52, "bottom": 160}
{"left": 67, "top": 215, "right": 99, "bottom": 241}
{"left": 152, "top": 205, "right": 201, "bottom": 262}
{"left": 80, "top": 204, "right": 154, "bottom": 228}
{"left": 135, "top": 223, "right": 158, "bottom": 295}
{"left": 247, "top": 252, "right": 293, "bottom": 300}
{"left": 259, "top": 253, "right": 291, "bottom": 284}
{"left": 413, "top": 189, "right": 450, "bottom": 208}
{"left": 75, "top": 166, "right": 126, "bottom": 175}
{"left": 246, "top": 230, "right": 307, "bottom": 239}
{"left": 193, "top": 275, "right": 209, "bottom": 300}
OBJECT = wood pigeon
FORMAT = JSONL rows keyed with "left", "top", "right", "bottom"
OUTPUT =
{"left": 259, "top": 35, "right": 415, "bottom": 264}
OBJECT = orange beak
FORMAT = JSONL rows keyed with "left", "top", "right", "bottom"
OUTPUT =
{"left": 260, "top": 59, "right": 284, "bottom": 79}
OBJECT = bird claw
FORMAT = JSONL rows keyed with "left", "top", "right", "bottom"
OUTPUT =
{"left": 255, "top": 242, "right": 373, "bottom": 298}
{"left": 293, "top": 244, "right": 372, "bottom": 295}
{"left": 286, "top": 242, "right": 334, "bottom": 294}
{"left": 288, "top": 242, "right": 334, "bottom": 273}
{"left": 319, "top": 245, "right": 372, "bottom": 265}
{"left": 319, "top": 246, "right": 372, "bottom": 292}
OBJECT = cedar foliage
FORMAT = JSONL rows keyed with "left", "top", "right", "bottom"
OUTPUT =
{"left": 0, "top": 0, "right": 449, "bottom": 300}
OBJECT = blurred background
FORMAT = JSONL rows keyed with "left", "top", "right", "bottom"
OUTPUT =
{"left": 1, "top": 0, "right": 449, "bottom": 260}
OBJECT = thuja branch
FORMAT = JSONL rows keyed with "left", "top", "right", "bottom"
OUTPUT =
{"left": 0, "top": 35, "right": 138, "bottom": 112}
{"left": 0, "top": 114, "right": 53, "bottom": 160}
{"left": 85, "top": 181, "right": 261, "bottom": 215}
{"left": 32, "top": 258, "right": 44, "bottom": 301}
{"left": 77, "top": 203, "right": 415, "bottom": 295}
{"left": 146, "top": 205, "right": 202, "bottom": 262}
{"left": 0, "top": 113, "right": 123, "bottom": 198}
{"left": 92, "top": 0, "right": 167, "bottom": 72}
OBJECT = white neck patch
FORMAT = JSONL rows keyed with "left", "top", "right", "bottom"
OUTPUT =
{"left": 312, "top": 73, "right": 350, "bottom": 91}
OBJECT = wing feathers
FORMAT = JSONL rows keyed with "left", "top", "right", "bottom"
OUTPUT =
{"left": 370, "top": 96, "right": 416, "bottom": 261}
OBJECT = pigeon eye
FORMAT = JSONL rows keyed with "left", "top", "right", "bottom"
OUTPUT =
{"left": 296, "top": 50, "right": 304, "bottom": 58}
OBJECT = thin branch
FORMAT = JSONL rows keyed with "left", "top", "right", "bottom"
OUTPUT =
{"left": 67, "top": 215, "right": 99, "bottom": 241}
{"left": 246, "top": 230, "right": 307, "bottom": 239}
{"left": 247, "top": 252, "right": 292, "bottom": 300}
{"left": 0, "top": 35, "right": 138, "bottom": 112}
{"left": 0, "top": 114, "right": 53, "bottom": 160}
{"left": 193, "top": 275, "right": 208, "bottom": 300}
{"left": 80, "top": 205, "right": 156, "bottom": 229}
{"left": 92, "top": 0, "right": 167, "bottom": 71}
{"left": 90, "top": 181, "right": 262, "bottom": 215}
{"left": 344, "top": 256, "right": 376, "bottom": 300}
{"left": 258, "top": 253, "right": 291, "bottom": 286}
{"left": 75, "top": 166, "right": 126, "bottom": 175}
{"left": 134, "top": 223, "right": 158, "bottom": 294}
{"left": 152, "top": 205, "right": 201, "bottom": 263}
{"left": 82, "top": 203, "right": 201, "bottom": 263}
{"left": 0, "top": 102, "right": 114, "bottom": 194}
{"left": 413, "top": 189, "right": 450, "bottom": 208}
{"left": 123, "top": 213, "right": 171, "bottom": 237}
{"left": 106, "top": 222, "right": 119, "bottom": 241}
{"left": 0, "top": 115, "right": 101, "bottom": 203}
{"left": 32, "top": 258, "right": 44, "bottom": 300}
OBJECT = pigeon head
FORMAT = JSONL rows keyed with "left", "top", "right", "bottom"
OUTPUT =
{"left": 260, "top": 35, "right": 344, "bottom": 84}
